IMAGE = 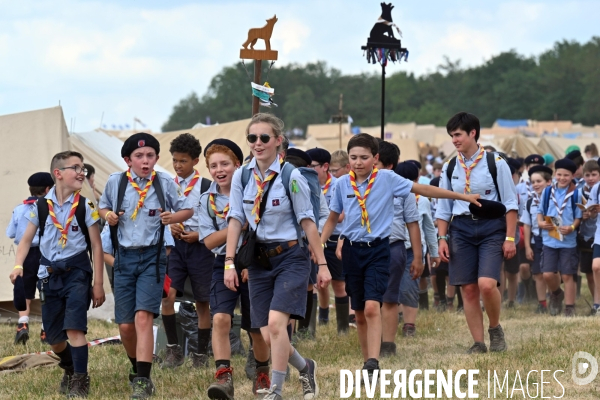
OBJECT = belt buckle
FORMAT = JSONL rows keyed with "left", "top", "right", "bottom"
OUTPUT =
{"left": 367, "top": 241, "right": 372, "bottom": 247}
{"left": 471, "top": 214, "right": 479, "bottom": 221}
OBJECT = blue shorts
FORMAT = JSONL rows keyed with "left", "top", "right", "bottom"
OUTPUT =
{"left": 342, "top": 237, "right": 390, "bottom": 311}
{"left": 114, "top": 245, "right": 166, "bottom": 324}
{"left": 247, "top": 242, "right": 311, "bottom": 328}
{"left": 309, "top": 260, "right": 318, "bottom": 286}
{"left": 168, "top": 240, "right": 214, "bottom": 301}
{"left": 399, "top": 248, "right": 419, "bottom": 307}
{"left": 325, "top": 236, "right": 343, "bottom": 281}
{"left": 540, "top": 246, "right": 578, "bottom": 276}
{"left": 210, "top": 255, "right": 257, "bottom": 333}
{"left": 23, "top": 246, "right": 41, "bottom": 299}
{"left": 594, "top": 244, "right": 600, "bottom": 260}
{"left": 530, "top": 236, "right": 544, "bottom": 275}
{"left": 448, "top": 217, "right": 506, "bottom": 286}
{"left": 382, "top": 241, "right": 406, "bottom": 304}
{"left": 39, "top": 267, "right": 92, "bottom": 345}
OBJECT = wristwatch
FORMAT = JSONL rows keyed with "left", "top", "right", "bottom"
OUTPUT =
{"left": 437, "top": 235, "right": 448, "bottom": 241}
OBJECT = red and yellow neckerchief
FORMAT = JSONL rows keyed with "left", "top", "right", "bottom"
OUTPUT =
{"left": 47, "top": 191, "right": 80, "bottom": 248}
{"left": 322, "top": 173, "right": 332, "bottom": 194}
{"left": 415, "top": 194, "right": 421, "bottom": 204}
{"left": 251, "top": 157, "right": 280, "bottom": 223}
{"left": 210, "top": 193, "right": 229, "bottom": 219}
{"left": 349, "top": 167, "right": 378, "bottom": 233}
{"left": 457, "top": 147, "right": 484, "bottom": 194}
{"left": 175, "top": 170, "right": 200, "bottom": 197}
{"left": 127, "top": 169, "right": 156, "bottom": 220}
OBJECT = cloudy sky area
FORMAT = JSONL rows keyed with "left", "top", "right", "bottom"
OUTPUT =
{"left": 0, "top": 0, "right": 598, "bottom": 132}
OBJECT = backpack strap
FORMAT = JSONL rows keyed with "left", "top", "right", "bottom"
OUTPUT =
{"left": 241, "top": 167, "right": 252, "bottom": 191}
{"left": 486, "top": 152, "right": 501, "bottom": 203}
{"left": 152, "top": 174, "right": 167, "bottom": 283}
{"left": 205, "top": 194, "right": 220, "bottom": 232}
{"left": 570, "top": 185, "right": 579, "bottom": 215}
{"left": 109, "top": 173, "right": 129, "bottom": 256}
{"left": 76, "top": 196, "right": 92, "bottom": 260}
{"left": 541, "top": 186, "right": 552, "bottom": 216}
{"left": 280, "top": 162, "right": 304, "bottom": 246}
{"left": 200, "top": 177, "right": 211, "bottom": 194}
{"left": 526, "top": 198, "right": 533, "bottom": 218}
{"left": 446, "top": 157, "right": 457, "bottom": 191}
{"left": 37, "top": 199, "right": 49, "bottom": 244}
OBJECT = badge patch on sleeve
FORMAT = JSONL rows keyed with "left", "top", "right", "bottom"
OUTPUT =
{"left": 87, "top": 201, "right": 95, "bottom": 209}
{"left": 272, "top": 199, "right": 280, "bottom": 206}
{"left": 291, "top": 180, "right": 299, "bottom": 193}
{"left": 91, "top": 210, "right": 99, "bottom": 220}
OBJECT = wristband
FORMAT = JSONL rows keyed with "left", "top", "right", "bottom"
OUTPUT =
{"left": 571, "top": 224, "right": 576, "bottom": 232}
{"left": 505, "top": 237, "right": 515, "bottom": 242}
{"left": 224, "top": 264, "right": 236, "bottom": 270}
{"left": 13, "top": 265, "right": 23, "bottom": 270}
{"left": 437, "top": 236, "right": 448, "bottom": 241}
{"left": 105, "top": 211, "right": 113, "bottom": 219}
{"left": 321, "top": 243, "right": 325, "bottom": 248}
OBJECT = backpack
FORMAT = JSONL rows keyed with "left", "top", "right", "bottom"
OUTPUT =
{"left": 37, "top": 194, "right": 92, "bottom": 260}
{"left": 540, "top": 185, "right": 578, "bottom": 217}
{"left": 241, "top": 162, "right": 321, "bottom": 246}
{"left": 446, "top": 152, "right": 503, "bottom": 201}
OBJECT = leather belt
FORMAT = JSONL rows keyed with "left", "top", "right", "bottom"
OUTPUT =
{"left": 256, "top": 240, "right": 298, "bottom": 258}
{"left": 46, "top": 266, "right": 71, "bottom": 274}
{"left": 452, "top": 214, "right": 479, "bottom": 221}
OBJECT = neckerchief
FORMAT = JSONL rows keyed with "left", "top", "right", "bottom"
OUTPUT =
{"left": 551, "top": 184, "right": 575, "bottom": 217}
{"left": 23, "top": 197, "right": 37, "bottom": 205}
{"left": 210, "top": 193, "right": 229, "bottom": 219}
{"left": 532, "top": 192, "right": 541, "bottom": 207}
{"left": 415, "top": 194, "right": 421, "bottom": 204}
{"left": 322, "top": 173, "right": 332, "bottom": 194}
{"left": 127, "top": 169, "right": 156, "bottom": 220}
{"left": 175, "top": 170, "right": 200, "bottom": 197}
{"left": 457, "top": 147, "right": 485, "bottom": 194}
{"left": 252, "top": 165, "right": 278, "bottom": 224}
{"left": 583, "top": 185, "right": 592, "bottom": 201}
{"left": 349, "top": 167, "right": 378, "bottom": 233}
{"left": 47, "top": 191, "right": 80, "bottom": 248}
{"left": 526, "top": 180, "right": 535, "bottom": 199}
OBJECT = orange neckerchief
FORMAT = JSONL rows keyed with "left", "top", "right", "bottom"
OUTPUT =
{"left": 457, "top": 147, "right": 485, "bottom": 194}
{"left": 252, "top": 169, "right": 277, "bottom": 224}
{"left": 210, "top": 193, "right": 229, "bottom": 219}
{"left": 322, "top": 173, "right": 332, "bottom": 194}
{"left": 175, "top": 170, "right": 200, "bottom": 197}
{"left": 349, "top": 168, "right": 378, "bottom": 233}
{"left": 127, "top": 169, "right": 156, "bottom": 220}
{"left": 47, "top": 191, "right": 80, "bottom": 248}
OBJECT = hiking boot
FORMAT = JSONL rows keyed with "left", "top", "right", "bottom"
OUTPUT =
{"left": 488, "top": 325, "right": 507, "bottom": 352}
{"left": 466, "top": 342, "right": 488, "bottom": 354}
{"left": 402, "top": 324, "right": 416, "bottom": 337}
{"left": 549, "top": 289, "right": 564, "bottom": 316}
{"left": 59, "top": 366, "right": 74, "bottom": 394}
{"left": 128, "top": 369, "right": 137, "bottom": 387}
{"left": 130, "top": 377, "right": 155, "bottom": 399}
{"left": 379, "top": 342, "right": 396, "bottom": 357}
{"left": 67, "top": 372, "right": 90, "bottom": 398}
{"left": 244, "top": 349, "right": 256, "bottom": 381}
{"left": 299, "top": 358, "right": 318, "bottom": 400}
{"left": 253, "top": 365, "right": 271, "bottom": 395}
{"left": 564, "top": 307, "right": 575, "bottom": 317}
{"left": 161, "top": 344, "right": 184, "bottom": 368}
{"left": 535, "top": 304, "right": 548, "bottom": 314}
{"left": 362, "top": 359, "right": 379, "bottom": 385}
{"left": 207, "top": 366, "right": 234, "bottom": 400}
{"left": 40, "top": 329, "right": 48, "bottom": 344}
{"left": 256, "top": 385, "right": 282, "bottom": 400}
{"left": 14, "top": 323, "right": 29, "bottom": 345}
{"left": 190, "top": 352, "right": 209, "bottom": 368}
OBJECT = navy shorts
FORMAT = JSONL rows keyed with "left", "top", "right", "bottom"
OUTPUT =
{"left": 504, "top": 253, "right": 520, "bottom": 274}
{"left": 114, "top": 245, "right": 166, "bottom": 324}
{"left": 23, "top": 246, "right": 41, "bottom": 299}
{"left": 247, "top": 242, "right": 311, "bottom": 329}
{"left": 383, "top": 241, "right": 406, "bottom": 304}
{"left": 530, "top": 236, "right": 544, "bottom": 275}
{"left": 325, "top": 237, "right": 343, "bottom": 281}
{"left": 210, "top": 255, "right": 257, "bottom": 333}
{"left": 168, "top": 240, "right": 214, "bottom": 302}
{"left": 309, "top": 260, "right": 318, "bottom": 286}
{"left": 448, "top": 217, "right": 506, "bottom": 286}
{"left": 399, "top": 248, "right": 419, "bottom": 307}
{"left": 540, "top": 246, "right": 578, "bottom": 276}
{"left": 39, "top": 267, "right": 92, "bottom": 345}
{"left": 342, "top": 237, "right": 390, "bottom": 311}
{"left": 593, "top": 244, "right": 600, "bottom": 260}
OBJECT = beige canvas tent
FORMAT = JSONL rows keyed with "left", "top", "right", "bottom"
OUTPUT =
{"left": 501, "top": 135, "right": 542, "bottom": 158}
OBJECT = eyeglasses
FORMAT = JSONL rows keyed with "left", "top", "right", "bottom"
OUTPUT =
{"left": 329, "top": 167, "right": 340, "bottom": 174}
{"left": 247, "top": 134, "right": 276, "bottom": 144}
{"left": 309, "top": 163, "right": 323, "bottom": 169}
{"left": 60, "top": 165, "right": 88, "bottom": 175}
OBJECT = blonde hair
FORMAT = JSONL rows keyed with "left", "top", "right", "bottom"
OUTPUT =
{"left": 245, "top": 113, "right": 284, "bottom": 138}
{"left": 331, "top": 149, "right": 349, "bottom": 165}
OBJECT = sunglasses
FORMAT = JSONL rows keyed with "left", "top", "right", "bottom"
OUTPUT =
{"left": 247, "top": 134, "right": 276, "bottom": 144}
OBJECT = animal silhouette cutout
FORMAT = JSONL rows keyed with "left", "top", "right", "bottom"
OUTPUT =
{"left": 369, "top": 2, "right": 401, "bottom": 45}
{"left": 242, "top": 15, "right": 278, "bottom": 51}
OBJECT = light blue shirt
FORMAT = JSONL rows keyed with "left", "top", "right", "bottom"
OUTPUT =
{"left": 100, "top": 220, "right": 174, "bottom": 255}
{"left": 329, "top": 169, "right": 413, "bottom": 242}
{"left": 228, "top": 158, "right": 315, "bottom": 243}
{"left": 584, "top": 183, "right": 600, "bottom": 246}
{"left": 578, "top": 187, "right": 597, "bottom": 242}
{"left": 6, "top": 199, "right": 40, "bottom": 246}
{"left": 391, "top": 194, "right": 419, "bottom": 243}
{"left": 418, "top": 196, "right": 438, "bottom": 258}
{"left": 175, "top": 172, "right": 206, "bottom": 232}
{"left": 435, "top": 150, "right": 518, "bottom": 222}
{"left": 25, "top": 188, "right": 99, "bottom": 277}
{"left": 537, "top": 185, "right": 582, "bottom": 249}
{"left": 323, "top": 175, "right": 341, "bottom": 236}
{"left": 199, "top": 181, "right": 243, "bottom": 255}
{"left": 99, "top": 170, "right": 191, "bottom": 248}
{"left": 520, "top": 196, "right": 541, "bottom": 241}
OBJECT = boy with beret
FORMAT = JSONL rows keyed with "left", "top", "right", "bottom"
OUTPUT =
{"left": 10, "top": 152, "right": 105, "bottom": 397}
{"left": 99, "top": 133, "right": 193, "bottom": 398}
{"left": 6, "top": 172, "right": 54, "bottom": 345}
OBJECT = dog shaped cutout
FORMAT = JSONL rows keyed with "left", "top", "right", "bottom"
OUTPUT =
{"left": 242, "top": 15, "right": 278, "bottom": 51}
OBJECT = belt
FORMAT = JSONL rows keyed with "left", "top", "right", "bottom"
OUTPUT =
{"left": 256, "top": 240, "right": 298, "bottom": 258}
{"left": 46, "top": 266, "right": 71, "bottom": 274}
{"left": 327, "top": 235, "right": 340, "bottom": 243}
{"left": 452, "top": 214, "right": 479, "bottom": 221}
{"left": 347, "top": 237, "right": 388, "bottom": 248}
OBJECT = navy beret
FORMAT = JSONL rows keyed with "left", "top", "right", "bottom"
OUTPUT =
{"left": 121, "top": 133, "right": 160, "bottom": 158}
{"left": 429, "top": 177, "right": 440, "bottom": 187}
{"left": 566, "top": 150, "right": 582, "bottom": 161}
{"left": 555, "top": 158, "right": 577, "bottom": 174}
{"left": 306, "top": 148, "right": 331, "bottom": 164}
{"left": 469, "top": 199, "right": 507, "bottom": 220}
{"left": 395, "top": 161, "right": 419, "bottom": 181}
{"left": 524, "top": 154, "right": 544, "bottom": 166}
{"left": 27, "top": 172, "right": 54, "bottom": 187}
{"left": 204, "top": 139, "right": 244, "bottom": 164}
{"left": 286, "top": 148, "right": 312, "bottom": 167}
{"left": 406, "top": 159, "right": 422, "bottom": 170}
{"left": 507, "top": 157, "right": 523, "bottom": 172}
{"left": 528, "top": 165, "right": 553, "bottom": 177}
{"left": 13, "top": 275, "right": 27, "bottom": 312}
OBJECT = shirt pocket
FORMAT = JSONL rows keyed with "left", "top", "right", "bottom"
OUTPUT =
{"left": 143, "top": 199, "right": 162, "bottom": 217}
{"left": 264, "top": 187, "right": 291, "bottom": 217}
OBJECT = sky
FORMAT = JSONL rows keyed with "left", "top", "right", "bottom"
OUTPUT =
{"left": 0, "top": 0, "right": 598, "bottom": 132}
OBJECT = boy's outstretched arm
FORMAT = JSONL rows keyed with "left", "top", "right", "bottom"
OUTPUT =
{"left": 411, "top": 183, "right": 481, "bottom": 206}
{"left": 320, "top": 211, "right": 340, "bottom": 245}
{"left": 9, "top": 222, "right": 36, "bottom": 284}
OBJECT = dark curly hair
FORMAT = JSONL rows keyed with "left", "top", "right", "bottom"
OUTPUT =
{"left": 169, "top": 133, "right": 202, "bottom": 159}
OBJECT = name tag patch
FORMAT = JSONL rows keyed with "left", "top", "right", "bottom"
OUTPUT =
{"left": 149, "top": 209, "right": 157, "bottom": 216}
{"left": 71, "top": 225, "right": 79, "bottom": 232}
{"left": 272, "top": 199, "right": 280, "bottom": 206}
{"left": 243, "top": 200, "right": 254, "bottom": 204}
{"left": 452, "top": 176, "right": 459, "bottom": 180}
{"left": 346, "top": 194, "right": 355, "bottom": 198}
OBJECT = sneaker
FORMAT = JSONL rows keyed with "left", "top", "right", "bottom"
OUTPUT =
{"left": 256, "top": 385, "right": 282, "bottom": 400}
{"left": 349, "top": 314, "right": 357, "bottom": 328}
{"left": 207, "top": 366, "right": 234, "bottom": 400}
{"left": 402, "top": 324, "right": 416, "bottom": 337}
{"left": 466, "top": 342, "right": 488, "bottom": 354}
{"left": 14, "top": 323, "right": 29, "bottom": 345}
{"left": 535, "top": 304, "right": 548, "bottom": 314}
{"left": 161, "top": 344, "right": 184, "bottom": 368}
{"left": 130, "top": 377, "right": 156, "bottom": 399}
{"left": 128, "top": 369, "right": 137, "bottom": 387}
{"left": 245, "top": 349, "right": 257, "bottom": 381}
{"left": 564, "top": 307, "right": 575, "bottom": 317}
{"left": 253, "top": 365, "right": 271, "bottom": 395}
{"left": 40, "top": 329, "right": 48, "bottom": 344}
{"left": 67, "top": 372, "right": 90, "bottom": 398}
{"left": 549, "top": 289, "right": 564, "bottom": 316}
{"left": 379, "top": 342, "right": 396, "bottom": 357}
{"left": 362, "top": 359, "right": 379, "bottom": 385}
{"left": 59, "top": 366, "right": 74, "bottom": 394}
{"left": 592, "top": 305, "right": 600, "bottom": 316}
{"left": 190, "top": 352, "right": 209, "bottom": 368}
{"left": 299, "top": 358, "right": 318, "bottom": 400}
{"left": 488, "top": 325, "right": 507, "bottom": 352}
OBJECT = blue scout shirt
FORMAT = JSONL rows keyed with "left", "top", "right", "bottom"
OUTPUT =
{"left": 578, "top": 186, "right": 597, "bottom": 242}
{"left": 322, "top": 174, "right": 341, "bottom": 236}
{"left": 584, "top": 183, "right": 600, "bottom": 246}
{"left": 537, "top": 185, "right": 582, "bottom": 249}
{"left": 417, "top": 196, "right": 439, "bottom": 258}
{"left": 329, "top": 168, "right": 413, "bottom": 242}
{"left": 520, "top": 196, "right": 541, "bottom": 241}
{"left": 7, "top": 198, "right": 40, "bottom": 246}
{"left": 435, "top": 149, "right": 518, "bottom": 222}
{"left": 25, "top": 188, "right": 99, "bottom": 277}
{"left": 391, "top": 194, "right": 419, "bottom": 243}
{"left": 99, "top": 170, "right": 190, "bottom": 248}
{"left": 100, "top": 221, "right": 174, "bottom": 255}
{"left": 228, "top": 157, "right": 315, "bottom": 244}
{"left": 175, "top": 171, "right": 203, "bottom": 232}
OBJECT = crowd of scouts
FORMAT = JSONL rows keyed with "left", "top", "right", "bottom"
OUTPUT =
{"left": 6, "top": 111, "right": 600, "bottom": 399}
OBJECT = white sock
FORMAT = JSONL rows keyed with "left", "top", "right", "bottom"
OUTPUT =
{"left": 18, "top": 316, "right": 29, "bottom": 324}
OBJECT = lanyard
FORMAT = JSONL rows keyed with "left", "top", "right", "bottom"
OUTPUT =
{"left": 47, "top": 191, "right": 80, "bottom": 248}
{"left": 127, "top": 169, "right": 156, "bottom": 220}
{"left": 550, "top": 185, "right": 575, "bottom": 216}
{"left": 210, "top": 193, "right": 229, "bottom": 219}
{"left": 322, "top": 173, "right": 332, "bottom": 194}
{"left": 457, "top": 147, "right": 484, "bottom": 193}
{"left": 175, "top": 170, "right": 200, "bottom": 197}
{"left": 349, "top": 168, "right": 378, "bottom": 233}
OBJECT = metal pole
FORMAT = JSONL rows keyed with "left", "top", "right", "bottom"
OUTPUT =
{"left": 339, "top": 94, "right": 343, "bottom": 150}
{"left": 381, "top": 63, "right": 386, "bottom": 140}
{"left": 252, "top": 60, "right": 263, "bottom": 116}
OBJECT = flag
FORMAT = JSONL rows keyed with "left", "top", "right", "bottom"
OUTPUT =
{"left": 134, "top": 117, "right": 146, "bottom": 127}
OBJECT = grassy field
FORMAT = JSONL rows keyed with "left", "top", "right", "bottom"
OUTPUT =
{"left": 2, "top": 293, "right": 600, "bottom": 399}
